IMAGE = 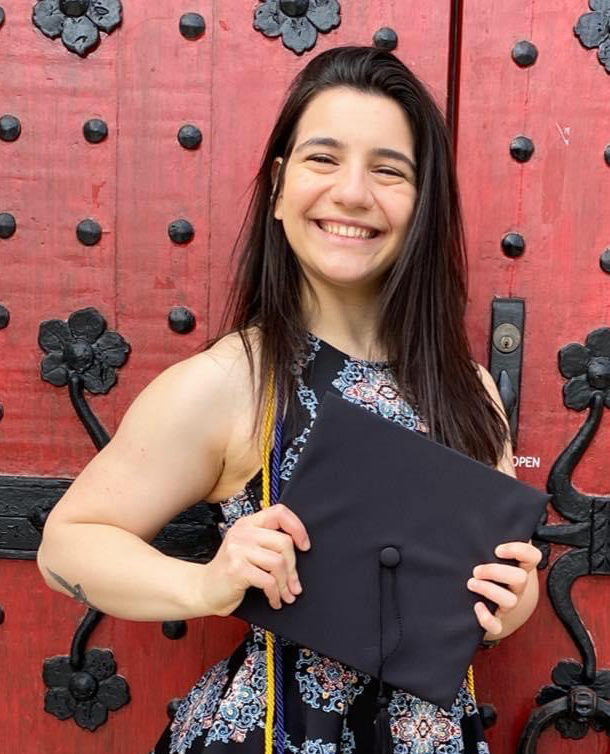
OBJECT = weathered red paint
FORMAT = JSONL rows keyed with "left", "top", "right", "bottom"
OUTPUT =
{"left": 1, "top": 0, "right": 607, "bottom": 752}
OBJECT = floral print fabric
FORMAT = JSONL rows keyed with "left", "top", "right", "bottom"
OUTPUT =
{"left": 151, "top": 334, "right": 490, "bottom": 754}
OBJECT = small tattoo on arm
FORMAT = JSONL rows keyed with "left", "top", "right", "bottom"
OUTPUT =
{"left": 47, "top": 568, "right": 99, "bottom": 611}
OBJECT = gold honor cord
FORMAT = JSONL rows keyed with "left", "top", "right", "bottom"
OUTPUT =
{"left": 261, "top": 373, "right": 277, "bottom": 754}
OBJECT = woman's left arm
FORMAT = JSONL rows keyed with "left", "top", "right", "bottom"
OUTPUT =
{"left": 468, "top": 363, "right": 542, "bottom": 642}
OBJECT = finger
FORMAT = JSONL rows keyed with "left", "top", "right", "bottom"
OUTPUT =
{"left": 472, "top": 563, "right": 528, "bottom": 590}
{"left": 247, "top": 546, "right": 296, "bottom": 606}
{"left": 495, "top": 542, "right": 542, "bottom": 569}
{"left": 253, "top": 528, "right": 302, "bottom": 595}
{"left": 467, "top": 578, "right": 518, "bottom": 610}
{"left": 254, "top": 504, "right": 311, "bottom": 551}
{"left": 241, "top": 562, "right": 283, "bottom": 610}
{"left": 474, "top": 602, "right": 503, "bottom": 635}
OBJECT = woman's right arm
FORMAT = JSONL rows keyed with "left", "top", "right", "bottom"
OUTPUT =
{"left": 37, "top": 342, "right": 308, "bottom": 622}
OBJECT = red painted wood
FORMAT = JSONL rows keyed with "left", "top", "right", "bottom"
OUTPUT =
{"left": 459, "top": 0, "right": 610, "bottom": 751}
{"left": 6, "top": 0, "right": 603, "bottom": 751}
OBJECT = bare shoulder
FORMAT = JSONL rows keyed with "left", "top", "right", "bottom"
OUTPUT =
{"left": 472, "top": 361, "right": 516, "bottom": 478}
{"left": 43, "top": 329, "right": 261, "bottom": 542}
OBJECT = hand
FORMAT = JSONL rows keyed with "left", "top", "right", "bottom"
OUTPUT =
{"left": 203, "top": 503, "right": 310, "bottom": 617}
{"left": 467, "top": 541, "right": 542, "bottom": 637}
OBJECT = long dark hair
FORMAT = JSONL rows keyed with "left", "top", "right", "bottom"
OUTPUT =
{"left": 206, "top": 45, "right": 508, "bottom": 466}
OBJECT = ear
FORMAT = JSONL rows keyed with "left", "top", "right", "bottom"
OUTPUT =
{"left": 271, "top": 157, "right": 284, "bottom": 220}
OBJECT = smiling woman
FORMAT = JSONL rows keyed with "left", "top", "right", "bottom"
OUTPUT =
{"left": 37, "top": 45, "right": 541, "bottom": 754}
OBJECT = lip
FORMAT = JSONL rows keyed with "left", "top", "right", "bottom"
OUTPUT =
{"left": 310, "top": 219, "right": 384, "bottom": 244}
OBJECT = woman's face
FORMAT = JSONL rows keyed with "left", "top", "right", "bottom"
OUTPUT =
{"left": 273, "top": 86, "right": 418, "bottom": 293}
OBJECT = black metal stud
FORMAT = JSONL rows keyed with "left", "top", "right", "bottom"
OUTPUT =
{"left": 600, "top": 248, "right": 610, "bottom": 274}
{"left": 0, "top": 7, "right": 5, "bottom": 28}
{"left": 0, "top": 606, "right": 4, "bottom": 624}
{"left": 76, "top": 218, "right": 102, "bottom": 246}
{"left": 0, "top": 404, "right": 3, "bottom": 422}
{"left": 574, "top": 7, "right": 610, "bottom": 73}
{"left": 0, "top": 114, "right": 21, "bottom": 142}
{"left": 478, "top": 704, "right": 497, "bottom": 730}
{"left": 32, "top": 0, "right": 122, "bottom": 57}
{"left": 168, "top": 306, "right": 196, "bottom": 334}
{"left": 372, "top": 27, "right": 397, "bottom": 51}
{"left": 510, "top": 136, "right": 535, "bottom": 163}
{"left": 177, "top": 124, "right": 202, "bottom": 150}
{"left": 511, "top": 40, "right": 538, "bottom": 67}
{"left": 253, "top": 0, "right": 341, "bottom": 55}
{"left": 501, "top": 232, "right": 525, "bottom": 258}
{"left": 162, "top": 620, "right": 188, "bottom": 640}
{"left": 0, "top": 212, "right": 16, "bottom": 239}
{"left": 179, "top": 12, "right": 205, "bottom": 40}
{"left": 83, "top": 118, "right": 108, "bottom": 144}
{"left": 167, "top": 697, "right": 182, "bottom": 720}
{"left": 0, "top": 305, "right": 9, "bottom": 328}
{"left": 604, "top": 144, "right": 610, "bottom": 166}
{"left": 168, "top": 218, "right": 194, "bottom": 244}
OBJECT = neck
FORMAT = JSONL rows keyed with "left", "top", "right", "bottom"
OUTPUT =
{"left": 300, "top": 276, "right": 387, "bottom": 363}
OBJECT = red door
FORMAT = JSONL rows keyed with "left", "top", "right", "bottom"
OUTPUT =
{"left": 1, "top": 1, "right": 607, "bottom": 752}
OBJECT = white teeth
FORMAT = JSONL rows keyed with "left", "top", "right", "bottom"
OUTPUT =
{"left": 318, "top": 220, "right": 376, "bottom": 239}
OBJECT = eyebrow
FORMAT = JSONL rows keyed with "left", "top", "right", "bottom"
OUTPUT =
{"left": 294, "top": 136, "right": 417, "bottom": 174}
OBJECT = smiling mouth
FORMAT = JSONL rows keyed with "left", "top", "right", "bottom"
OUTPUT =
{"left": 313, "top": 219, "right": 381, "bottom": 240}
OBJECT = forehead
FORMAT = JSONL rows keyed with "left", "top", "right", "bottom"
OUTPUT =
{"left": 293, "top": 87, "right": 414, "bottom": 152}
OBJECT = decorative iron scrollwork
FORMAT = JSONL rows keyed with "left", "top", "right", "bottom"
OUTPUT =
{"left": 43, "top": 645, "right": 130, "bottom": 731}
{"left": 253, "top": 0, "right": 340, "bottom": 55}
{"left": 518, "top": 327, "right": 610, "bottom": 750}
{"left": 32, "top": 0, "right": 122, "bottom": 57}
{"left": 574, "top": 1, "right": 610, "bottom": 73}
{"left": 33, "top": 306, "right": 221, "bottom": 728}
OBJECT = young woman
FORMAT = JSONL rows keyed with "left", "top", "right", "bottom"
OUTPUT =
{"left": 38, "top": 45, "right": 542, "bottom": 753}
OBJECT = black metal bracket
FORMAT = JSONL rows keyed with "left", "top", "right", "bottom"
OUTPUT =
{"left": 488, "top": 297, "right": 525, "bottom": 449}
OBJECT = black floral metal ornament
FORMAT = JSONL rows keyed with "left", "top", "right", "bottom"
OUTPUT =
{"left": 253, "top": 0, "right": 340, "bottom": 55}
{"left": 574, "top": 0, "right": 610, "bottom": 73}
{"left": 39, "top": 307, "right": 129, "bottom": 394}
{"left": 32, "top": 0, "right": 122, "bottom": 57}
{"left": 43, "top": 647, "right": 129, "bottom": 731}
{"left": 518, "top": 327, "right": 610, "bottom": 750}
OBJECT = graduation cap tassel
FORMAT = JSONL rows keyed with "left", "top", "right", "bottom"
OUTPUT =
{"left": 374, "top": 687, "right": 393, "bottom": 754}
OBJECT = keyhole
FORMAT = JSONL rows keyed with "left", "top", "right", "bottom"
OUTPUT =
{"left": 501, "top": 335, "right": 513, "bottom": 350}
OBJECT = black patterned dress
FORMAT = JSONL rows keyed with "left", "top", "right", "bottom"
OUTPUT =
{"left": 151, "top": 333, "right": 490, "bottom": 754}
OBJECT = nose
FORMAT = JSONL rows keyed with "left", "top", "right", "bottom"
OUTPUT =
{"left": 328, "top": 163, "right": 375, "bottom": 210}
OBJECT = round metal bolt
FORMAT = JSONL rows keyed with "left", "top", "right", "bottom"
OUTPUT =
{"left": 373, "top": 27, "right": 398, "bottom": 51}
{"left": 511, "top": 40, "right": 538, "bottom": 67}
{"left": 168, "top": 306, "right": 196, "bottom": 334}
{"left": 0, "top": 114, "right": 21, "bottom": 142}
{"left": 509, "top": 136, "right": 534, "bottom": 163}
{"left": 0, "top": 305, "right": 9, "bottom": 329}
{"left": 600, "top": 248, "right": 610, "bottom": 274}
{"left": 76, "top": 218, "right": 102, "bottom": 246}
{"left": 168, "top": 218, "right": 194, "bottom": 244}
{"left": 280, "top": 0, "right": 309, "bottom": 16}
{"left": 177, "top": 124, "right": 202, "bottom": 150}
{"left": 162, "top": 620, "right": 188, "bottom": 640}
{"left": 179, "top": 12, "right": 205, "bottom": 40}
{"left": 0, "top": 213, "right": 16, "bottom": 239}
{"left": 501, "top": 232, "right": 525, "bottom": 258}
{"left": 83, "top": 118, "right": 108, "bottom": 144}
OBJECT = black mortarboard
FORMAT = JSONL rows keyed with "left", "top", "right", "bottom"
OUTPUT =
{"left": 234, "top": 391, "right": 549, "bottom": 711}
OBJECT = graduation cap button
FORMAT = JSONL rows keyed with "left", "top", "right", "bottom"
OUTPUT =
{"left": 379, "top": 546, "right": 401, "bottom": 568}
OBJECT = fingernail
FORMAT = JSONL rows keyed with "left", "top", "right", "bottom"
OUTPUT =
{"left": 303, "top": 538, "right": 311, "bottom": 551}
{"left": 294, "top": 580, "right": 302, "bottom": 594}
{"left": 495, "top": 546, "right": 506, "bottom": 556}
